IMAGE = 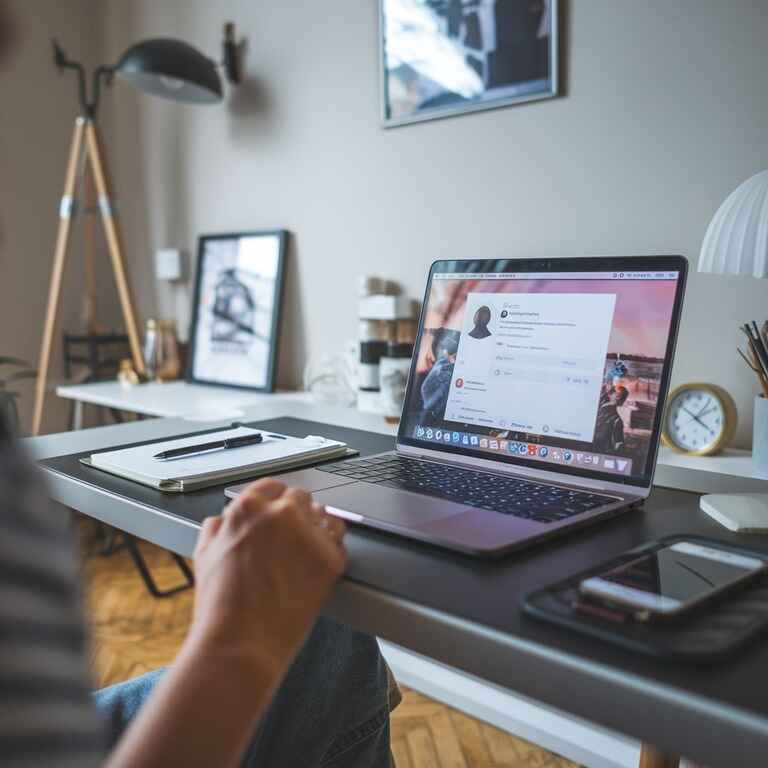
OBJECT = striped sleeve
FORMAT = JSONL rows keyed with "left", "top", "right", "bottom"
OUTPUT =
{"left": 0, "top": 434, "right": 104, "bottom": 767}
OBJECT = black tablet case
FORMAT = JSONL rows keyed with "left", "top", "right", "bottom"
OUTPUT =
{"left": 524, "top": 535, "right": 768, "bottom": 661}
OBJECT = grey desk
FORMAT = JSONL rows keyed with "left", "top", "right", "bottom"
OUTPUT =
{"left": 27, "top": 402, "right": 768, "bottom": 768}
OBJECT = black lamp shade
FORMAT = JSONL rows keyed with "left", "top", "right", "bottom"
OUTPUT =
{"left": 115, "top": 38, "right": 222, "bottom": 104}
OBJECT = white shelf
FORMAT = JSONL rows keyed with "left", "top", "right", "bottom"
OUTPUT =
{"left": 655, "top": 446, "right": 768, "bottom": 494}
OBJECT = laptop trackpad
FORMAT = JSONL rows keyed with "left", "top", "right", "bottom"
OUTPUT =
{"left": 313, "top": 483, "right": 455, "bottom": 527}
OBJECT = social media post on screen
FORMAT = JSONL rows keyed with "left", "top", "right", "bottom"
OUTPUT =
{"left": 400, "top": 272, "right": 680, "bottom": 478}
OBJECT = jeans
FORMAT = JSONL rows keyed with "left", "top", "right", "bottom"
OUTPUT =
{"left": 95, "top": 618, "right": 394, "bottom": 767}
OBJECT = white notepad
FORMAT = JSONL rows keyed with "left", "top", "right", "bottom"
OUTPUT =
{"left": 83, "top": 426, "right": 351, "bottom": 492}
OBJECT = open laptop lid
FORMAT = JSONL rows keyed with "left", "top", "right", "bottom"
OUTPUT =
{"left": 397, "top": 256, "right": 688, "bottom": 491}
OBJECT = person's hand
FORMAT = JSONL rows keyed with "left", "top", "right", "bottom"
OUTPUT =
{"left": 187, "top": 478, "right": 347, "bottom": 677}
{"left": 108, "top": 482, "right": 346, "bottom": 768}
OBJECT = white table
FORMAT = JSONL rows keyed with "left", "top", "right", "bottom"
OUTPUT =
{"left": 56, "top": 380, "right": 316, "bottom": 428}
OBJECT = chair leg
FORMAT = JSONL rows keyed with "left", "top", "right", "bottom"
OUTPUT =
{"left": 98, "top": 523, "right": 127, "bottom": 557}
{"left": 124, "top": 535, "right": 194, "bottom": 598}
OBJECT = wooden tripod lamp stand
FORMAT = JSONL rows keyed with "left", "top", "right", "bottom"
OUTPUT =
{"left": 32, "top": 34, "right": 238, "bottom": 435}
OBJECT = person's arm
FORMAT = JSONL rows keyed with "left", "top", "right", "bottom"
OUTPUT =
{"left": 105, "top": 636, "right": 280, "bottom": 768}
{"left": 106, "top": 480, "right": 347, "bottom": 768}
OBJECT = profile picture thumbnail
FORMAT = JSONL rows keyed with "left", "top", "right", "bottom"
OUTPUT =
{"left": 468, "top": 305, "right": 492, "bottom": 339}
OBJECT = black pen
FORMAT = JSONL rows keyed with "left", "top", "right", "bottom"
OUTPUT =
{"left": 154, "top": 432, "right": 263, "bottom": 460}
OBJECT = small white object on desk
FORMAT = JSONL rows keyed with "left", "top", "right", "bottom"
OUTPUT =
{"left": 695, "top": 407, "right": 768, "bottom": 530}
{"left": 700, "top": 494, "right": 768, "bottom": 533}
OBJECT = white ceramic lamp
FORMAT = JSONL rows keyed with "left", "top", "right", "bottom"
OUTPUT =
{"left": 699, "top": 169, "right": 768, "bottom": 279}
{"left": 698, "top": 169, "right": 768, "bottom": 531}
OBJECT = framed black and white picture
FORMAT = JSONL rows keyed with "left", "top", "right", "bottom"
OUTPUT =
{"left": 380, "top": 0, "right": 558, "bottom": 127}
{"left": 187, "top": 230, "right": 287, "bottom": 392}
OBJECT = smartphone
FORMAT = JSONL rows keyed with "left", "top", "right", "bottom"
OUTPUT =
{"left": 580, "top": 541, "right": 768, "bottom": 618}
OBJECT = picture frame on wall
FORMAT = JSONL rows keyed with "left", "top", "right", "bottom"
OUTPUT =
{"left": 187, "top": 230, "right": 287, "bottom": 392}
{"left": 380, "top": 0, "right": 559, "bottom": 128}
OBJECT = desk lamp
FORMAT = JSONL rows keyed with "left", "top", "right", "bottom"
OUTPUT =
{"left": 698, "top": 169, "right": 768, "bottom": 530}
{"left": 32, "top": 28, "right": 242, "bottom": 435}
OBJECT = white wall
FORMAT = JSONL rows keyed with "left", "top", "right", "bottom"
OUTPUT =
{"left": 0, "top": 0, "right": 118, "bottom": 433}
{"left": 99, "top": 0, "right": 768, "bottom": 447}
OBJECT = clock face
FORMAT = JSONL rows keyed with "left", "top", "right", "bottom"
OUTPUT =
{"left": 665, "top": 388, "right": 726, "bottom": 453}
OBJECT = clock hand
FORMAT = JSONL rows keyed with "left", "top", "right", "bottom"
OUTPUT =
{"left": 682, "top": 406, "right": 706, "bottom": 425}
{"left": 694, "top": 418, "right": 716, "bottom": 435}
{"left": 691, "top": 404, "right": 719, "bottom": 433}
{"left": 681, "top": 406, "right": 715, "bottom": 434}
{"left": 693, "top": 397, "right": 711, "bottom": 418}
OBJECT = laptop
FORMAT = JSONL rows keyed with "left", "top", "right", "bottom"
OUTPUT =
{"left": 227, "top": 256, "right": 688, "bottom": 557}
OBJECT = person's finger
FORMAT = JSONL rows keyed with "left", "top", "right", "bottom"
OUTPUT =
{"left": 282, "top": 487, "right": 313, "bottom": 513}
{"left": 323, "top": 513, "right": 346, "bottom": 543}
{"left": 309, "top": 504, "right": 344, "bottom": 536}
{"left": 224, "top": 479, "right": 287, "bottom": 525}
{"left": 267, "top": 493, "right": 312, "bottom": 526}
{"left": 242, "top": 478, "right": 287, "bottom": 502}
{"left": 312, "top": 506, "right": 337, "bottom": 532}
{"left": 195, "top": 515, "right": 223, "bottom": 556}
{"left": 309, "top": 510, "right": 347, "bottom": 570}
{"left": 316, "top": 518, "right": 348, "bottom": 575}
{"left": 309, "top": 502, "right": 325, "bottom": 523}
{"left": 274, "top": 498, "right": 347, "bottom": 575}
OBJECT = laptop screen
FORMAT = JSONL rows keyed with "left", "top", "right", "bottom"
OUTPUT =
{"left": 398, "top": 257, "right": 687, "bottom": 488}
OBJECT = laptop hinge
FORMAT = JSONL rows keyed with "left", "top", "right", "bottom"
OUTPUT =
{"left": 394, "top": 442, "right": 646, "bottom": 500}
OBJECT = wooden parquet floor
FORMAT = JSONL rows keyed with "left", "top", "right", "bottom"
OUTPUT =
{"left": 81, "top": 529, "right": 581, "bottom": 768}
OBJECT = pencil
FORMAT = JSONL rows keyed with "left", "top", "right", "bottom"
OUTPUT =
{"left": 739, "top": 324, "right": 768, "bottom": 397}
{"left": 743, "top": 325, "right": 768, "bottom": 377}
{"left": 752, "top": 323, "right": 768, "bottom": 375}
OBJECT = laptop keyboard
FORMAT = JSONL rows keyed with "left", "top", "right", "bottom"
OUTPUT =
{"left": 319, "top": 455, "right": 617, "bottom": 524}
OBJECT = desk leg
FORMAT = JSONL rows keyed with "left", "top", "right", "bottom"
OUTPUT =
{"left": 639, "top": 744, "right": 679, "bottom": 768}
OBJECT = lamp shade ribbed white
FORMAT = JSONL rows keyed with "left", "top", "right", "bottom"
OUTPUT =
{"left": 699, "top": 169, "right": 768, "bottom": 278}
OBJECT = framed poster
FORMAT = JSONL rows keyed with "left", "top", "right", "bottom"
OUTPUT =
{"left": 380, "top": 0, "right": 558, "bottom": 127}
{"left": 187, "top": 230, "right": 287, "bottom": 391}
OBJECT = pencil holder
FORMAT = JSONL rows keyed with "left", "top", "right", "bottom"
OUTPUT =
{"left": 755, "top": 395, "right": 768, "bottom": 478}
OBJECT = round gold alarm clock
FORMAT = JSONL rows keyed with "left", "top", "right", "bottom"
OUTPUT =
{"left": 661, "top": 383, "right": 737, "bottom": 456}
